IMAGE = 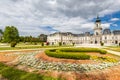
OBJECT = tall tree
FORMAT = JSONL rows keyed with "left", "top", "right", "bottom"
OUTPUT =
{"left": 0, "top": 29, "right": 3, "bottom": 34}
{"left": 3, "top": 26, "right": 19, "bottom": 43}
{"left": 0, "top": 29, "right": 3, "bottom": 41}
{"left": 38, "top": 34, "right": 47, "bottom": 42}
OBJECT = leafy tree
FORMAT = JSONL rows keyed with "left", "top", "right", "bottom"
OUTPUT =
{"left": 19, "top": 36, "right": 41, "bottom": 44}
{"left": 0, "top": 29, "right": 3, "bottom": 41}
{"left": 38, "top": 34, "right": 47, "bottom": 42}
{"left": 3, "top": 26, "right": 19, "bottom": 43}
{"left": 19, "top": 36, "right": 25, "bottom": 42}
{"left": 0, "top": 29, "right": 3, "bottom": 34}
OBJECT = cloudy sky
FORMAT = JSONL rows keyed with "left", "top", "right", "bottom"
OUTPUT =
{"left": 0, "top": 0, "right": 120, "bottom": 36}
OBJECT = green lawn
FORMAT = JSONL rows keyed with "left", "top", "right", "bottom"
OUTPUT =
{"left": 0, "top": 62, "right": 61, "bottom": 80}
{"left": 104, "top": 46, "right": 120, "bottom": 52}
{"left": 0, "top": 43, "right": 73, "bottom": 51}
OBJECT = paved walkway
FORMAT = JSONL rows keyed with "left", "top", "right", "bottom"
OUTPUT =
{"left": 0, "top": 48, "right": 45, "bottom": 52}
{"left": 103, "top": 49, "right": 120, "bottom": 56}
{"left": 75, "top": 45, "right": 120, "bottom": 56}
{"left": 0, "top": 46, "right": 120, "bottom": 56}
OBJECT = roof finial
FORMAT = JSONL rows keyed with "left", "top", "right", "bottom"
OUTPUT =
{"left": 97, "top": 14, "right": 99, "bottom": 19}
{"left": 95, "top": 14, "right": 101, "bottom": 22}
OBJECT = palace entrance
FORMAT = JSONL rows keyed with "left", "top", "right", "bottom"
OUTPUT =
{"left": 95, "top": 40, "right": 97, "bottom": 44}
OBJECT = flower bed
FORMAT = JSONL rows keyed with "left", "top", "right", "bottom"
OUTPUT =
{"left": 16, "top": 51, "right": 120, "bottom": 73}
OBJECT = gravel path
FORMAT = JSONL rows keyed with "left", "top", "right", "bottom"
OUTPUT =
{"left": 104, "top": 49, "right": 120, "bottom": 56}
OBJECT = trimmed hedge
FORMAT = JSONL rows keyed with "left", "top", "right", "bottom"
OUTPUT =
{"left": 45, "top": 49, "right": 90, "bottom": 60}
{"left": 59, "top": 48, "right": 107, "bottom": 54}
{"left": 11, "top": 42, "right": 17, "bottom": 47}
{"left": 45, "top": 48, "right": 107, "bottom": 60}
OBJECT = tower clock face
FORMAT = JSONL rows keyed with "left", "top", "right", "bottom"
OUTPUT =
{"left": 97, "top": 24, "right": 98, "bottom": 27}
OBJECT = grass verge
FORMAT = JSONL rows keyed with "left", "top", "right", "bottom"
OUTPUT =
{"left": 0, "top": 62, "right": 60, "bottom": 80}
{"left": 104, "top": 46, "right": 120, "bottom": 52}
{"left": 0, "top": 45, "right": 73, "bottom": 51}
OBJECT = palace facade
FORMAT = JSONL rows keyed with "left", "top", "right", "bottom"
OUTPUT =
{"left": 47, "top": 16, "right": 120, "bottom": 46}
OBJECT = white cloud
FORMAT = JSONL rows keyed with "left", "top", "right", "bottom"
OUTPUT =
{"left": 112, "top": 24, "right": 118, "bottom": 27}
{"left": 102, "top": 23, "right": 111, "bottom": 29}
{"left": 0, "top": 0, "right": 120, "bottom": 36}
{"left": 110, "top": 18, "right": 120, "bottom": 21}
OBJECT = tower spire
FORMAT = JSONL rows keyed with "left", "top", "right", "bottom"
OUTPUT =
{"left": 97, "top": 14, "right": 99, "bottom": 19}
{"left": 96, "top": 14, "right": 101, "bottom": 22}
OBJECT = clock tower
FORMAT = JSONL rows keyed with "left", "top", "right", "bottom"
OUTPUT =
{"left": 93, "top": 15, "right": 102, "bottom": 44}
{"left": 94, "top": 15, "right": 102, "bottom": 36}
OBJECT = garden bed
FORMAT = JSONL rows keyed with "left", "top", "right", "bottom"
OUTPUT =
{"left": 36, "top": 52, "right": 97, "bottom": 64}
{"left": 16, "top": 51, "right": 120, "bottom": 72}
{"left": 0, "top": 49, "right": 120, "bottom": 80}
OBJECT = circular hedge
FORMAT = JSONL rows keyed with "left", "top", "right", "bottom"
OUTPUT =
{"left": 45, "top": 48, "right": 107, "bottom": 60}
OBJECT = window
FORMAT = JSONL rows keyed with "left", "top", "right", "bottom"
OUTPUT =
{"left": 105, "top": 37, "right": 107, "bottom": 39}
{"left": 115, "top": 40, "right": 118, "bottom": 44}
{"left": 96, "top": 32, "right": 98, "bottom": 35}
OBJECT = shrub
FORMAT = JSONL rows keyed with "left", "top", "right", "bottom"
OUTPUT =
{"left": 59, "top": 42, "right": 62, "bottom": 46}
{"left": 41, "top": 42, "right": 44, "bottom": 46}
{"left": 10, "top": 42, "right": 17, "bottom": 47}
{"left": 100, "top": 42, "right": 104, "bottom": 46}
{"left": 99, "top": 50, "right": 107, "bottom": 54}
{"left": 45, "top": 48, "right": 107, "bottom": 60}
{"left": 72, "top": 42, "right": 75, "bottom": 46}
{"left": 59, "top": 48, "right": 107, "bottom": 54}
{"left": 34, "top": 42, "right": 37, "bottom": 45}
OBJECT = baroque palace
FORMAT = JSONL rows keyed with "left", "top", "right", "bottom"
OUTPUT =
{"left": 47, "top": 16, "right": 120, "bottom": 46}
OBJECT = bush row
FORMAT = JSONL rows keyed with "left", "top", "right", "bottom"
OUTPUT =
{"left": 59, "top": 48, "right": 107, "bottom": 54}
{"left": 45, "top": 49, "right": 90, "bottom": 60}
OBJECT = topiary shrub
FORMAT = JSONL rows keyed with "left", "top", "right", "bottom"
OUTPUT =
{"left": 100, "top": 42, "right": 104, "bottom": 46}
{"left": 72, "top": 42, "right": 75, "bottom": 46}
{"left": 10, "top": 42, "right": 17, "bottom": 47}
{"left": 59, "top": 42, "right": 62, "bottom": 46}
{"left": 41, "top": 42, "right": 44, "bottom": 46}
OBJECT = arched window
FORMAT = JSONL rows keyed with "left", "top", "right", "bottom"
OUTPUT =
{"left": 96, "top": 32, "right": 98, "bottom": 35}
{"left": 105, "top": 37, "right": 107, "bottom": 39}
{"left": 95, "top": 40, "right": 97, "bottom": 44}
{"left": 115, "top": 40, "right": 118, "bottom": 44}
{"left": 96, "top": 24, "right": 99, "bottom": 27}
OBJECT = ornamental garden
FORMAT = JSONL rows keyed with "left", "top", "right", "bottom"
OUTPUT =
{"left": 0, "top": 47, "right": 120, "bottom": 80}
